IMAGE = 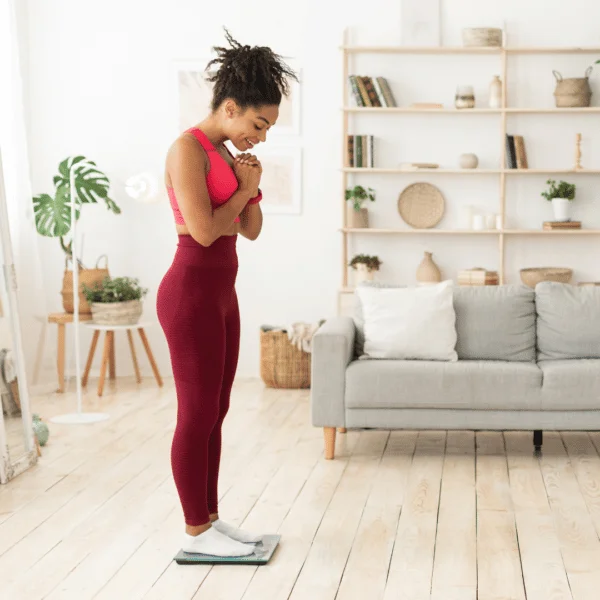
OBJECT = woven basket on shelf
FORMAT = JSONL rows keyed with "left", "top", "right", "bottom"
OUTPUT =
{"left": 62, "top": 255, "right": 109, "bottom": 314}
{"left": 260, "top": 327, "right": 311, "bottom": 389}
{"left": 553, "top": 69, "right": 592, "bottom": 108}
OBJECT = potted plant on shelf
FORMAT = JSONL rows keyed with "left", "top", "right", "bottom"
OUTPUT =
{"left": 345, "top": 185, "right": 375, "bottom": 228}
{"left": 541, "top": 179, "right": 576, "bottom": 222}
{"left": 32, "top": 156, "right": 121, "bottom": 314}
{"left": 82, "top": 276, "right": 148, "bottom": 326}
{"left": 349, "top": 254, "right": 382, "bottom": 284}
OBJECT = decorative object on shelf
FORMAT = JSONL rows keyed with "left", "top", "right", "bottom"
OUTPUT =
{"left": 541, "top": 179, "right": 576, "bottom": 222}
{"left": 32, "top": 414, "right": 49, "bottom": 447}
{"left": 495, "top": 214, "right": 503, "bottom": 230}
{"left": 472, "top": 214, "right": 485, "bottom": 231}
{"left": 83, "top": 276, "right": 148, "bottom": 326}
{"left": 61, "top": 255, "right": 109, "bottom": 315}
{"left": 346, "top": 135, "right": 374, "bottom": 168}
{"left": 485, "top": 215, "right": 497, "bottom": 229}
{"left": 520, "top": 267, "right": 573, "bottom": 288}
{"left": 398, "top": 182, "right": 445, "bottom": 229}
{"left": 462, "top": 27, "right": 503, "bottom": 48}
{"left": 575, "top": 133, "right": 583, "bottom": 170}
{"left": 416, "top": 252, "right": 442, "bottom": 285}
{"left": 349, "top": 254, "right": 382, "bottom": 284}
{"left": 459, "top": 153, "right": 479, "bottom": 169}
{"left": 455, "top": 85, "right": 475, "bottom": 109}
{"left": 400, "top": 163, "right": 440, "bottom": 171}
{"left": 348, "top": 76, "right": 396, "bottom": 107}
{"left": 400, "top": 0, "right": 440, "bottom": 46}
{"left": 543, "top": 221, "right": 581, "bottom": 231}
{"left": 553, "top": 68, "right": 592, "bottom": 108}
{"left": 489, "top": 75, "right": 503, "bottom": 108}
{"left": 458, "top": 268, "right": 499, "bottom": 286}
{"left": 345, "top": 185, "right": 375, "bottom": 228}
{"left": 505, "top": 135, "right": 528, "bottom": 169}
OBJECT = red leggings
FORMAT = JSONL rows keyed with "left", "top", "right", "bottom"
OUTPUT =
{"left": 157, "top": 234, "right": 240, "bottom": 526}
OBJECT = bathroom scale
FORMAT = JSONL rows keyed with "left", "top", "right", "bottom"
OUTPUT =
{"left": 174, "top": 534, "right": 281, "bottom": 565}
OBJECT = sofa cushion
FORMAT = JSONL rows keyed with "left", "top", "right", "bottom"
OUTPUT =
{"left": 345, "top": 359, "right": 542, "bottom": 411}
{"left": 454, "top": 285, "right": 536, "bottom": 362}
{"left": 356, "top": 281, "right": 458, "bottom": 361}
{"left": 536, "top": 282, "right": 600, "bottom": 360}
{"left": 353, "top": 281, "right": 404, "bottom": 357}
{"left": 540, "top": 359, "right": 600, "bottom": 410}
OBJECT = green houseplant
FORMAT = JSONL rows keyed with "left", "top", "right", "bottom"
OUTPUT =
{"left": 349, "top": 254, "right": 382, "bottom": 283}
{"left": 345, "top": 185, "right": 375, "bottom": 229}
{"left": 32, "top": 156, "right": 121, "bottom": 313}
{"left": 82, "top": 276, "right": 148, "bottom": 325}
{"left": 541, "top": 179, "right": 576, "bottom": 222}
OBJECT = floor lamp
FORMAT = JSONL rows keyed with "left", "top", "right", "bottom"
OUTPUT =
{"left": 51, "top": 165, "right": 159, "bottom": 425}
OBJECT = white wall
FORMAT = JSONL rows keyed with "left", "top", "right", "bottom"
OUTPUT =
{"left": 23, "top": 0, "right": 600, "bottom": 381}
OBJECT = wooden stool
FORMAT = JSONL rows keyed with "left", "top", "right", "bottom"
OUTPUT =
{"left": 47, "top": 312, "right": 93, "bottom": 393}
{"left": 82, "top": 322, "right": 163, "bottom": 396}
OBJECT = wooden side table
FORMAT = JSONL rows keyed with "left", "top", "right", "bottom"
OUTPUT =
{"left": 82, "top": 322, "right": 163, "bottom": 396}
{"left": 47, "top": 312, "right": 93, "bottom": 393}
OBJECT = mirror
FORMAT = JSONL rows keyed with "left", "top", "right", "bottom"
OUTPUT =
{"left": 0, "top": 150, "right": 36, "bottom": 484}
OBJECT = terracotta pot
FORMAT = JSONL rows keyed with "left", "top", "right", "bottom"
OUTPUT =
{"left": 416, "top": 251, "right": 441, "bottom": 284}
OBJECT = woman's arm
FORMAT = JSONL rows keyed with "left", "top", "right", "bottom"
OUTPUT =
{"left": 167, "top": 136, "right": 252, "bottom": 246}
{"left": 238, "top": 202, "right": 263, "bottom": 240}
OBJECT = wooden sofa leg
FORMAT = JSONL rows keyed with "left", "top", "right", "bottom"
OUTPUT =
{"left": 338, "top": 428, "right": 347, "bottom": 434}
{"left": 533, "top": 430, "right": 543, "bottom": 453}
{"left": 324, "top": 427, "right": 336, "bottom": 460}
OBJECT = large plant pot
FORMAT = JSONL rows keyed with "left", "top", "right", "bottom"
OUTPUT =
{"left": 552, "top": 198, "right": 571, "bottom": 222}
{"left": 354, "top": 264, "right": 375, "bottom": 284}
{"left": 348, "top": 206, "right": 369, "bottom": 228}
{"left": 91, "top": 300, "right": 143, "bottom": 325}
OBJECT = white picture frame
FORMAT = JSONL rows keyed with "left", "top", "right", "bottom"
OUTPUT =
{"left": 400, "top": 0, "right": 441, "bottom": 47}
{"left": 271, "top": 64, "right": 302, "bottom": 136}
{"left": 253, "top": 145, "right": 302, "bottom": 215}
{"left": 171, "top": 58, "right": 215, "bottom": 133}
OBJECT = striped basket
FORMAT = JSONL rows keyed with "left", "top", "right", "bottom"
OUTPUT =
{"left": 260, "top": 327, "right": 311, "bottom": 389}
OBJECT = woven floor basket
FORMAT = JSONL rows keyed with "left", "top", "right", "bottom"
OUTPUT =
{"left": 260, "top": 328, "right": 311, "bottom": 389}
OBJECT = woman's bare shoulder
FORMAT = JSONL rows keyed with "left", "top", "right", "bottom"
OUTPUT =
{"left": 165, "top": 132, "right": 208, "bottom": 186}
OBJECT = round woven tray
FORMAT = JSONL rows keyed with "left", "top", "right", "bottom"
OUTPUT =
{"left": 398, "top": 183, "right": 445, "bottom": 229}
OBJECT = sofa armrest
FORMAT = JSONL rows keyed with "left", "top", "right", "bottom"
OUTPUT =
{"left": 310, "top": 316, "right": 355, "bottom": 427}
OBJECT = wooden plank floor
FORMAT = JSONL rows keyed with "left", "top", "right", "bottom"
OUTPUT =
{"left": 1, "top": 377, "right": 600, "bottom": 599}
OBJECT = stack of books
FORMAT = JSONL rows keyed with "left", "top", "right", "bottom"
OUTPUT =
{"left": 347, "top": 135, "right": 374, "bottom": 168}
{"left": 348, "top": 76, "right": 397, "bottom": 107}
{"left": 543, "top": 220, "right": 581, "bottom": 231}
{"left": 458, "top": 268, "right": 500, "bottom": 286}
{"left": 505, "top": 135, "right": 528, "bottom": 169}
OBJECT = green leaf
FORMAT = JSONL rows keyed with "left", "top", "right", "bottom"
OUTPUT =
{"left": 54, "top": 156, "right": 110, "bottom": 205}
{"left": 32, "top": 186, "right": 80, "bottom": 237}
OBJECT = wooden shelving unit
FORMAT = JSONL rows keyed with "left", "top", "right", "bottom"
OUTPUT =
{"left": 340, "top": 37, "right": 600, "bottom": 300}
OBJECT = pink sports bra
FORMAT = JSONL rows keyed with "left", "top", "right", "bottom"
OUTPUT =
{"left": 167, "top": 127, "right": 261, "bottom": 225}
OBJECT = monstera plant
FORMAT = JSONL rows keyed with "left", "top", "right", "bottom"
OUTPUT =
{"left": 32, "top": 156, "right": 120, "bottom": 265}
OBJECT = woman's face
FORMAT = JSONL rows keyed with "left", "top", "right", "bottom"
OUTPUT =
{"left": 224, "top": 102, "right": 279, "bottom": 152}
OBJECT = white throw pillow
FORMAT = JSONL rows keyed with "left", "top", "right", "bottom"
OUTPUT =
{"left": 356, "top": 280, "right": 458, "bottom": 361}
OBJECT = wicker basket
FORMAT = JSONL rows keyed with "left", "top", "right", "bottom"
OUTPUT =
{"left": 520, "top": 267, "right": 573, "bottom": 288}
{"left": 91, "top": 300, "right": 143, "bottom": 325}
{"left": 553, "top": 69, "right": 592, "bottom": 108}
{"left": 62, "top": 255, "right": 109, "bottom": 314}
{"left": 462, "top": 27, "right": 503, "bottom": 48}
{"left": 260, "top": 327, "right": 311, "bottom": 389}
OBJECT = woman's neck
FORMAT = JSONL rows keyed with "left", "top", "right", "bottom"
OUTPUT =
{"left": 195, "top": 117, "right": 227, "bottom": 148}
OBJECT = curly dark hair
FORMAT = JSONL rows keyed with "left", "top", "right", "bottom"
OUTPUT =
{"left": 205, "top": 28, "right": 298, "bottom": 112}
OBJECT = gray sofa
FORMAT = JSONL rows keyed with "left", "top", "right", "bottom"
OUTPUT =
{"left": 311, "top": 281, "right": 600, "bottom": 459}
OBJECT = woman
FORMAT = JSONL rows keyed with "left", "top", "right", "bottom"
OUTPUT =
{"left": 157, "top": 30, "right": 297, "bottom": 557}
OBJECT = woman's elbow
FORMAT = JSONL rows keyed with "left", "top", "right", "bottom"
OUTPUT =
{"left": 190, "top": 228, "right": 215, "bottom": 247}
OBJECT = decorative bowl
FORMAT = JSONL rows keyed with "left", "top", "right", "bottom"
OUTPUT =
{"left": 519, "top": 267, "right": 573, "bottom": 288}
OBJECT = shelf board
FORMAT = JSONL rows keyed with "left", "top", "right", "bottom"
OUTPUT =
{"left": 342, "top": 46, "right": 600, "bottom": 55}
{"left": 343, "top": 168, "right": 600, "bottom": 175}
{"left": 344, "top": 107, "right": 600, "bottom": 114}
{"left": 342, "top": 228, "right": 600, "bottom": 235}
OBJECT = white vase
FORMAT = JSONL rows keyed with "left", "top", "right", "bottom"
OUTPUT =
{"left": 459, "top": 153, "right": 479, "bottom": 169}
{"left": 355, "top": 264, "right": 375, "bottom": 284}
{"left": 489, "top": 75, "right": 502, "bottom": 108}
{"left": 552, "top": 198, "right": 571, "bottom": 222}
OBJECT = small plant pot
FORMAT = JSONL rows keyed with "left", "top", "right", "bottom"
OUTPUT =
{"left": 354, "top": 264, "right": 376, "bottom": 284}
{"left": 91, "top": 300, "right": 143, "bottom": 326}
{"left": 348, "top": 206, "right": 369, "bottom": 228}
{"left": 552, "top": 198, "right": 571, "bottom": 222}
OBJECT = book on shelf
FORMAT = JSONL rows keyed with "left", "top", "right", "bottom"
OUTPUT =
{"left": 505, "top": 134, "right": 528, "bottom": 169}
{"left": 348, "top": 75, "right": 397, "bottom": 107}
{"left": 543, "top": 220, "right": 581, "bottom": 230}
{"left": 458, "top": 268, "right": 499, "bottom": 286}
{"left": 346, "top": 135, "right": 374, "bottom": 168}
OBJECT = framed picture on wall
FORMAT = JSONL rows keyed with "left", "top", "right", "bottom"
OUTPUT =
{"left": 271, "top": 64, "right": 302, "bottom": 136}
{"left": 172, "top": 58, "right": 215, "bottom": 133}
{"left": 253, "top": 146, "right": 302, "bottom": 215}
{"left": 400, "top": 0, "right": 441, "bottom": 46}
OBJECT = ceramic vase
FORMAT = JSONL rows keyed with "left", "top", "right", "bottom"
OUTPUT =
{"left": 552, "top": 198, "right": 571, "bottom": 222}
{"left": 347, "top": 206, "right": 369, "bottom": 228}
{"left": 455, "top": 85, "right": 475, "bottom": 109}
{"left": 489, "top": 75, "right": 502, "bottom": 108}
{"left": 459, "top": 153, "right": 479, "bottom": 169}
{"left": 355, "top": 264, "right": 375, "bottom": 284}
{"left": 416, "top": 252, "right": 442, "bottom": 284}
